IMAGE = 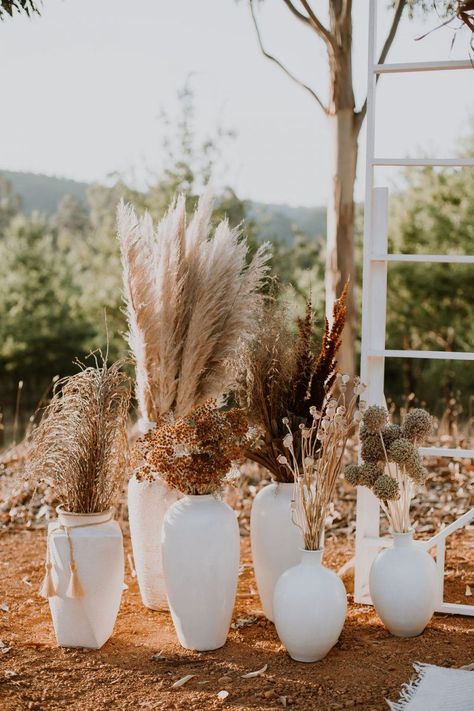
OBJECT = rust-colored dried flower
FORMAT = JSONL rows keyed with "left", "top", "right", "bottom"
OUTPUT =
{"left": 373, "top": 474, "right": 400, "bottom": 502}
{"left": 133, "top": 400, "right": 250, "bottom": 496}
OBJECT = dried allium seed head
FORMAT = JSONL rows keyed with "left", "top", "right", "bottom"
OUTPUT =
{"left": 362, "top": 405, "right": 388, "bottom": 434}
{"left": 388, "top": 438, "right": 420, "bottom": 466}
{"left": 382, "top": 424, "right": 402, "bottom": 450}
{"left": 373, "top": 474, "right": 400, "bottom": 501}
{"left": 344, "top": 463, "right": 361, "bottom": 486}
{"left": 359, "top": 462, "right": 383, "bottom": 487}
{"left": 401, "top": 408, "right": 433, "bottom": 442}
{"left": 406, "top": 460, "right": 428, "bottom": 484}
{"left": 360, "top": 433, "right": 385, "bottom": 463}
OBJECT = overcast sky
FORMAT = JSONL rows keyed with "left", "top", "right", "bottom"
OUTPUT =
{"left": 1, "top": 0, "right": 473, "bottom": 206}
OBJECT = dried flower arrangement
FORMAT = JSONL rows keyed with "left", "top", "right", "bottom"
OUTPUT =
{"left": 117, "top": 191, "right": 270, "bottom": 424}
{"left": 277, "top": 375, "right": 364, "bottom": 550}
{"left": 235, "top": 285, "right": 348, "bottom": 483}
{"left": 27, "top": 360, "right": 131, "bottom": 514}
{"left": 133, "top": 400, "right": 250, "bottom": 495}
{"left": 344, "top": 406, "right": 433, "bottom": 533}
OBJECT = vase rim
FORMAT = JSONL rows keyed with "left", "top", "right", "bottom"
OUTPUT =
{"left": 392, "top": 529, "right": 414, "bottom": 537}
{"left": 183, "top": 493, "right": 216, "bottom": 500}
{"left": 56, "top": 505, "right": 112, "bottom": 517}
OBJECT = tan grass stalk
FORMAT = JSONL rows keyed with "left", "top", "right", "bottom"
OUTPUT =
{"left": 26, "top": 359, "right": 131, "bottom": 514}
{"left": 117, "top": 191, "right": 270, "bottom": 421}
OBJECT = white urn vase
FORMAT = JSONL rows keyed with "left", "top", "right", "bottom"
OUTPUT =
{"left": 369, "top": 530, "right": 437, "bottom": 637}
{"left": 162, "top": 494, "right": 240, "bottom": 651}
{"left": 47, "top": 508, "right": 124, "bottom": 649}
{"left": 128, "top": 417, "right": 179, "bottom": 610}
{"left": 250, "top": 482, "right": 303, "bottom": 621}
{"left": 273, "top": 549, "right": 347, "bottom": 663}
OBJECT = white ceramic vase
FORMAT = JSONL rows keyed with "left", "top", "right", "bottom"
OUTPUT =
{"left": 273, "top": 549, "right": 347, "bottom": 663}
{"left": 128, "top": 417, "right": 179, "bottom": 610}
{"left": 369, "top": 530, "right": 437, "bottom": 637}
{"left": 250, "top": 482, "right": 303, "bottom": 621}
{"left": 48, "top": 508, "right": 123, "bottom": 649}
{"left": 162, "top": 494, "right": 240, "bottom": 651}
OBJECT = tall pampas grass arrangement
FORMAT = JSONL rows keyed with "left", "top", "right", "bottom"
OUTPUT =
{"left": 117, "top": 190, "right": 271, "bottom": 423}
{"left": 27, "top": 359, "right": 131, "bottom": 514}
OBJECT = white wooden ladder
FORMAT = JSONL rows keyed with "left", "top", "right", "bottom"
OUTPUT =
{"left": 355, "top": 0, "right": 474, "bottom": 616}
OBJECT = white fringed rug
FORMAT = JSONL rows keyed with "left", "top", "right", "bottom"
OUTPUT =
{"left": 388, "top": 663, "right": 474, "bottom": 711}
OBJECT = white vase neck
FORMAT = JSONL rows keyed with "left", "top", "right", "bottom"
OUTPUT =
{"left": 183, "top": 494, "right": 216, "bottom": 503}
{"left": 56, "top": 506, "right": 112, "bottom": 527}
{"left": 300, "top": 549, "right": 323, "bottom": 566}
{"left": 392, "top": 530, "right": 414, "bottom": 547}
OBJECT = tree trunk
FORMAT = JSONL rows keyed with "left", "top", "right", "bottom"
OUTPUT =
{"left": 325, "top": 108, "right": 358, "bottom": 377}
{"left": 324, "top": 2, "right": 358, "bottom": 375}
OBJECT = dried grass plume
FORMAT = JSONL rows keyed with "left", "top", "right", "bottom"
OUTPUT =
{"left": 27, "top": 359, "right": 131, "bottom": 514}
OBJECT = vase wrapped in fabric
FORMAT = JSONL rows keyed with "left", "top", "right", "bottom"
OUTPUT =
{"left": 44, "top": 508, "right": 124, "bottom": 649}
{"left": 235, "top": 287, "right": 349, "bottom": 620}
{"left": 117, "top": 192, "right": 270, "bottom": 612}
{"left": 27, "top": 360, "right": 131, "bottom": 649}
{"left": 344, "top": 405, "right": 436, "bottom": 637}
{"left": 272, "top": 376, "right": 363, "bottom": 662}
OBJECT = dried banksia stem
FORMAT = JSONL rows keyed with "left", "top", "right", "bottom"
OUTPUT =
{"left": 27, "top": 360, "right": 131, "bottom": 514}
{"left": 235, "top": 285, "right": 349, "bottom": 483}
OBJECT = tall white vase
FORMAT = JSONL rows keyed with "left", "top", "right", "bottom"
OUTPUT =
{"left": 162, "top": 494, "right": 240, "bottom": 651}
{"left": 273, "top": 549, "right": 347, "bottom": 663}
{"left": 250, "top": 482, "right": 303, "bottom": 621}
{"left": 48, "top": 509, "right": 123, "bottom": 649}
{"left": 369, "top": 530, "right": 437, "bottom": 637}
{"left": 128, "top": 417, "right": 179, "bottom": 610}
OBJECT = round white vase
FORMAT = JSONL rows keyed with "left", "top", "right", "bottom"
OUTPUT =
{"left": 369, "top": 530, "right": 437, "bottom": 637}
{"left": 128, "top": 475, "right": 178, "bottom": 610}
{"left": 128, "top": 416, "right": 179, "bottom": 611}
{"left": 162, "top": 494, "right": 240, "bottom": 651}
{"left": 250, "top": 482, "right": 303, "bottom": 621}
{"left": 48, "top": 508, "right": 124, "bottom": 649}
{"left": 273, "top": 549, "right": 347, "bottom": 663}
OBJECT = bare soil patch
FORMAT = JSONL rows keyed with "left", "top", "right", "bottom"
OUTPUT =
{"left": 0, "top": 529, "right": 472, "bottom": 711}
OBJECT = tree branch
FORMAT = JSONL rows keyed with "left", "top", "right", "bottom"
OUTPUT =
{"left": 249, "top": 0, "right": 328, "bottom": 114}
{"left": 355, "top": 0, "right": 406, "bottom": 133}
{"left": 298, "top": 0, "right": 337, "bottom": 49}
{"left": 281, "top": 0, "right": 311, "bottom": 26}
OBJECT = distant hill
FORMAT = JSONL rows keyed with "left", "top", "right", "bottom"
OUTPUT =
{"left": 0, "top": 170, "right": 88, "bottom": 216}
{"left": 0, "top": 170, "right": 326, "bottom": 244}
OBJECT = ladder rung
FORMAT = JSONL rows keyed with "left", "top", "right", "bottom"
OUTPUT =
{"left": 373, "top": 60, "right": 473, "bottom": 74}
{"left": 370, "top": 254, "right": 474, "bottom": 265}
{"left": 372, "top": 158, "right": 474, "bottom": 167}
{"left": 420, "top": 446, "right": 474, "bottom": 459}
{"left": 369, "top": 349, "right": 474, "bottom": 361}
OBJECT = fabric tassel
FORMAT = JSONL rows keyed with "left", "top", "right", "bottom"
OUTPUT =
{"left": 39, "top": 561, "right": 57, "bottom": 599}
{"left": 66, "top": 562, "right": 84, "bottom": 599}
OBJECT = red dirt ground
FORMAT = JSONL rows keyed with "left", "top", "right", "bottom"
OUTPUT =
{"left": 0, "top": 529, "right": 473, "bottom": 711}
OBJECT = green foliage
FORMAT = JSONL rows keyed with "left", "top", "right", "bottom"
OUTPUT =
{"left": 385, "top": 139, "right": 474, "bottom": 416}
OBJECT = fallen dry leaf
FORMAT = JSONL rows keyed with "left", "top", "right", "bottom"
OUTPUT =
{"left": 171, "top": 674, "right": 195, "bottom": 689}
{"left": 465, "top": 585, "right": 472, "bottom": 597}
{"left": 242, "top": 664, "right": 267, "bottom": 679}
{"left": 217, "top": 690, "right": 229, "bottom": 700}
{"left": 21, "top": 577, "right": 32, "bottom": 587}
{"left": 0, "top": 603, "right": 9, "bottom": 612}
{"left": 150, "top": 651, "right": 164, "bottom": 661}
{"left": 279, "top": 697, "right": 287, "bottom": 708}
